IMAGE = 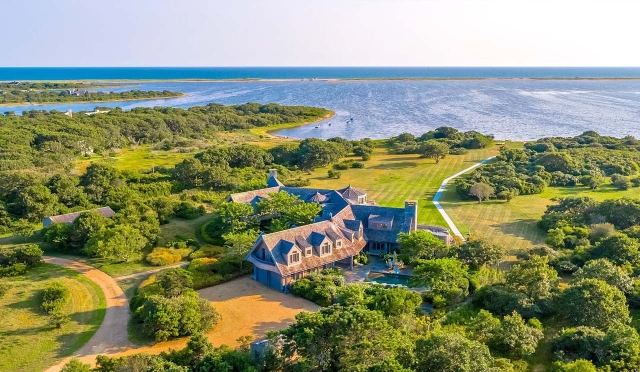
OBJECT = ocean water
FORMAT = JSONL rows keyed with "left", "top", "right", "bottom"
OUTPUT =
{"left": 3, "top": 77, "right": 640, "bottom": 141}
{"left": 3, "top": 67, "right": 640, "bottom": 81}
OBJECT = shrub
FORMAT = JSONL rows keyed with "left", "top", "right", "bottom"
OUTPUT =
{"left": 0, "top": 263, "right": 27, "bottom": 277}
{"left": 0, "top": 244, "right": 43, "bottom": 276}
{"left": 189, "top": 245, "right": 225, "bottom": 259}
{"left": 361, "top": 153, "right": 372, "bottom": 161}
{"left": 290, "top": 269, "right": 345, "bottom": 306}
{"left": 327, "top": 170, "right": 342, "bottom": 179}
{"left": 174, "top": 202, "right": 206, "bottom": 220}
{"left": 0, "top": 283, "right": 11, "bottom": 298}
{"left": 354, "top": 252, "right": 370, "bottom": 265}
{"left": 42, "top": 282, "right": 70, "bottom": 315}
{"left": 332, "top": 161, "right": 353, "bottom": 170}
{"left": 187, "top": 256, "right": 253, "bottom": 289}
{"left": 631, "top": 177, "right": 640, "bottom": 187}
{"left": 351, "top": 162, "right": 365, "bottom": 169}
{"left": 146, "top": 248, "right": 182, "bottom": 266}
{"left": 449, "top": 147, "right": 470, "bottom": 155}
{"left": 284, "top": 177, "right": 311, "bottom": 187}
{"left": 133, "top": 291, "right": 220, "bottom": 342}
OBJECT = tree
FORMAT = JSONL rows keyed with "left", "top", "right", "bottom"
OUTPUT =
{"left": 505, "top": 255, "right": 559, "bottom": 302}
{"left": 222, "top": 230, "right": 259, "bottom": 269}
{"left": 497, "top": 190, "right": 517, "bottom": 202}
{"left": 590, "top": 233, "right": 640, "bottom": 267}
{"left": 256, "top": 191, "right": 301, "bottom": 218}
{"left": 366, "top": 286, "right": 423, "bottom": 317}
{"left": 552, "top": 360, "right": 598, "bottom": 372}
{"left": 60, "top": 358, "right": 91, "bottom": 372}
{"left": 297, "top": 138, "right": 345, "bottom": 170}
{"left": 467, "top": 309, "right": 501, "bottom": 344}
{"left": 68, "top": 211, "right": 111, "bottom": 251}
{"left": 469, "top": 182, "right": 494, "bottom": 202}
{"left": 490, "top": 311, "right": 544, "bottom": 358}
{"left": 163, "top": 333, "right": 215, "bottom": 370}
{"left": 415, "top": 332, "right": 498, "bottom": 372}
{"left": 452, "top": 239, "right": 506, "bottom": 270}
{"left": 274, "top": 305, "right": 407, "bottom": 371}
{"left": 10, "top": 219, "right": 35, "bottom": 242}
{"left": 158, "top": 269, "right": 194, "bottom": 298}
{"left": 84, "top": 225, "right": 147, "bottom": 261}
{"left": 15, "top": 185, "right": 59, "bottom": 221}
{"left": 216, "top": 202, "right": 256, "bottom": 233}
{"left": 420, "top": 140, "right": 450, "bottom": 164}
{"left": 94, "top": 354, "right": 187, "bottom": 372}
{"left": 282, "top": 202, "right": 321, "bottom": 226}
{"left": 546, "top": 228, "right": 566, "bottom": 248}
{"left": 559, "top": 279, "right": 630, "bottom": 330}
{"left": 173, "top": 158, "right": 204, "bottom": 188}
{"left": 589, "top": 223, "right": 616, "bottom": 243}
{"left": 411, "top": 258, "right": 469, "bottom": 305}
{"left": 535, "top": 152, "right": 576, "bottom": 173}
{"left": 397, "top": 230, "right": 447, "bottom": 263}
{"left": 134, "top": 291, "right": 219, "bottom": 342}
{"left": 573, "top": 259, "right": 632, "bottom": 293}
{"left": 552, "top": 326, "right": 605, "bottom": 363}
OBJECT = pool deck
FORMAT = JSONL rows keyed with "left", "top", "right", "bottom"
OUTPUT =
{"left": 343, "top": 256, "right": 413, "bottom": 284}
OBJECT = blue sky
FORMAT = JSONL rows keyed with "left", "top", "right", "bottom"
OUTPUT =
{"left": 3, "top": 0, "right": 639, "bottom": 67}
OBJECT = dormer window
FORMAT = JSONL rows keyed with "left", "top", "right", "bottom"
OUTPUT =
{"left": 322, "top": 242, "right": 331, "bottom": 255}
{"left": 290, "top": 251, "right": 300, "bottom": 264}
{"left": 336, "top": 240, "right": 342, "bottom": 248}
{"left": 305, "top": 248, "right": 312, "bottom": 256}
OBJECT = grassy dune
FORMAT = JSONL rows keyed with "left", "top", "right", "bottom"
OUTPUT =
{"left": 0, "top": 264, "right": 106, "bottom": 372}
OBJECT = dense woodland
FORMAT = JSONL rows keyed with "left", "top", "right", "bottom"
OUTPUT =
{"left": 455, "top": 131, "right": 640, "bottom": 202}
{"left": 0, "top": 89, "right": 182, "bottom": 105}
{"left": 0, "top": 81, "right": 107, "bottom": 90}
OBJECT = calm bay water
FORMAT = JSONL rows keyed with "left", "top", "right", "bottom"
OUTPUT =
{"left": 2, "top": 67, "right": 640, "bottom": 140}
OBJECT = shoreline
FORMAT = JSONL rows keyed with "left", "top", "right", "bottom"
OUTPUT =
{"left": 5, "top": 77, "right": 640, "bottom": 85}
{"left": 250, "top": 111, "right": 335, "bottom": 140}
{"left": 0, "top": 92, "right": 187, "bottom": 107}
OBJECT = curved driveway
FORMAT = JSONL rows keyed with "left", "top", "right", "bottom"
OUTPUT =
{"left": 432, "top": 156, "right": 496, "bottom": 241}
{"left": 43, "top": 256, "right": 132, "bottom": 372}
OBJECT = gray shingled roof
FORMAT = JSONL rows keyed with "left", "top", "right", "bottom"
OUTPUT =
{"left": 246, "top": 219, "right": 366, "bottom": 276}
{"left": 267, "top": 175, "right": 284, "bottom": 188}
{"left": 228, "top": 187, "right": 281, "bottom": 203}
{"left": 337, "top": 185, "right": 367, "bottom": 201}
{"left": 45, "top": 206, "right": 115, "bottom": 224}
{"left": 351, "top": 204, "right": 411, "bottom": 243}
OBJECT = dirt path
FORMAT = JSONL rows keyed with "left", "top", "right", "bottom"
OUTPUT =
{"left": 113, "top": 261, "right": 188, "bottom": 280}
{"left": 43, "top": 256, "right": 132, "bottom": 372}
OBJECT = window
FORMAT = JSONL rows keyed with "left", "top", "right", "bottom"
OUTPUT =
{"left": 306, "top": 248, "right": 312, "bottom": 256}
{"left": 322, "top": 242, "right": 331, "bottom": 255}
{"left": 290, "top": 251, "right": 300, "bottom": 264}
{"left": 336, "top": 240, "right": 342, "bottom": 248}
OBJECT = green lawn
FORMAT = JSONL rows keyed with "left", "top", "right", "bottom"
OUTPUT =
{"left": 0, "top": 264, "right": 106, "bottom": 372}
{"left": 305, "top": 146, "right": 503, "bottom": 227}
{"left": 440, "top": 179, "right": 640, "bottom": 252}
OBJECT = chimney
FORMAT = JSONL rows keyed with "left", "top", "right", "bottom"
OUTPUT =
{"left": 268, "top": 169, "right": 277, "bottom": 178}
{"left": 405, "top": 200, "right": 418, "bottom": 232}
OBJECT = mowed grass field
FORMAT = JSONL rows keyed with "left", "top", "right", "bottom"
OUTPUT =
{"left": 305, "top": 146, "right": 502, "bottom": 227}
{"left": 0, "top": 263, "right": 106, "bottom": 372}
{"left": 440, "top": 179, "right": 640, "bottom": 252}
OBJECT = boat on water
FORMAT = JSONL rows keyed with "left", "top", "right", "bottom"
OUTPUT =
{"left": 346, "top": 116, "right": 355, "bottom": 123}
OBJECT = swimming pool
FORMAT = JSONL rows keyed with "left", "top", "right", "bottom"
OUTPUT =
{"left": 365, "top": 271, "right": 411, "bottom": 286}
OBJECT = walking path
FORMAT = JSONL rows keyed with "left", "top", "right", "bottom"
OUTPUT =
{"left": 43, "top": 256, "right": 132, "bottom": 372}
{"left": 114, "top": 261, "right": 189, "bottom": 280}
{"left": 432, "top": 156, "right": 496, "bottom": 241}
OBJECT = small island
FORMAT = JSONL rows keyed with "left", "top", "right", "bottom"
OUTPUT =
{"left": 0, "top": 81, "right": 184, "bottom": 105}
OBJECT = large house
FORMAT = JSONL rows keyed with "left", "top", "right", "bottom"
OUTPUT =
{"left": 229, "top": 170, "right": 452, "bottom": 292}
